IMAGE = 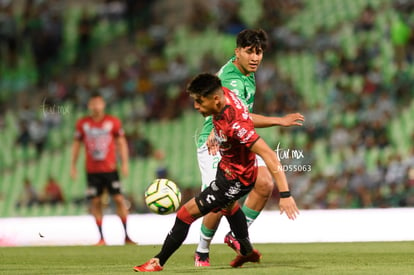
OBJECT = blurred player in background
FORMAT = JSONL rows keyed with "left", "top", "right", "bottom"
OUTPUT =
{"left": 71, "top": 92, "right": 133, "bottom": 245}
{"left": 195, "top": 29, "right": 304, "bottom": 266}
{"left": 134, "top": 73, "right": 299, "bottom": 272}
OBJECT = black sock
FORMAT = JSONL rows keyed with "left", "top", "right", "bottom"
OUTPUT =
{"left": 155, "top": 218, "right": 191, "bottom": 266}
{"left": 96, "top": 219, "right": 104, "bottom": 240}
{"left": 98, "top": 226, "right": 103, "bottom": 239}
{"left": 121, "top": 220, "right": 128, "bottom": 239}
{"left": 225, "top": 208, "right": 253, "bottom": 256}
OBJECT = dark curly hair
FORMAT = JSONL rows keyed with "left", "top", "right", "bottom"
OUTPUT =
{"left": 236, "top": 29, "right": 268, "bottom": 52}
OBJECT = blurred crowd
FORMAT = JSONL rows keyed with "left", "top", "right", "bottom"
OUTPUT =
{"left": 260, "top": 0, "right": 414, "bottom": 209}
{"left": 2, "top": 0, "right": 414, "bottom": 211}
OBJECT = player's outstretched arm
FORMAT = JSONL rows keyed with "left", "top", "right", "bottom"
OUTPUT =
{"left": 250, "top": 138, "right": 299, "bottom": 220}
{"left": 250, "top": 113, "right": 304, "bottom": 128}
{"left": 116, "top": 136, "right": 129, "bottom": 177}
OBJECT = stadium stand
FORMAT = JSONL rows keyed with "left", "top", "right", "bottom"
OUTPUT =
{"left": 1, "top": 0, "right": 414, "bottom": 217}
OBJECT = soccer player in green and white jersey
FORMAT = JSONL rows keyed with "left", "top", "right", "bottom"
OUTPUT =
{"left": 194, "top": 29, "right": 305, "bottom": 266}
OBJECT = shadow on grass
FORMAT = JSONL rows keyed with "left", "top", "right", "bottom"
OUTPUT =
{"left": 166, "top": 260, "right": 317, "bottom": 274}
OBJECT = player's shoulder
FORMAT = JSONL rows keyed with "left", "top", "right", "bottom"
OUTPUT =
{"left": 223, "top": 89, "right": 246, "bottom": 118}
{"left": 218, "top": 58, "right": 242, "bottom": 79}
{"left": 102, "top": 114, "right": 121, "bottom": 123}
{"left": 104, "top": 114, "right": 119, "bottom": 120}
{"left": 76, "top": 116, "right": 91, "bottom": 124}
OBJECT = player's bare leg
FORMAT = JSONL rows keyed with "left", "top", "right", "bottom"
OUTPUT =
{"left": 195, "top": 211, "right": 222, "bottom": 266}
{"left": 91, "top": 196, "right": 105, "bottom": 245}
{"left": 225, "top": 167, "right": 273, "bottom": 252}
{"left": 112, "top": 193, "right": 133, "bottom": 244}
{"left": 243, "top": 166, "right": 273, "bottom": 216}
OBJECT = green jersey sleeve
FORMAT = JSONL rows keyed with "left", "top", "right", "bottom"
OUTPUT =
{"left": 220, "top": 77, "right": 249, "bottom": 107}
{"left": 196, "top": 57, "right": 257, "bottom": 148}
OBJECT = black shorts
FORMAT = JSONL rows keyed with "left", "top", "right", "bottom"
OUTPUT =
{"left": 195, "top": 168, "right": 255, "bottom": 215}
{"left": 86, "top": 171, "right": 122, "bottom": 199}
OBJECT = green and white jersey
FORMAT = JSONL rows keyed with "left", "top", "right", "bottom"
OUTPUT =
{"left": 196, "top": 56, "right": 257, "bottom": 148}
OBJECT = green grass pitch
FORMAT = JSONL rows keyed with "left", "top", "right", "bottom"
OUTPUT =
{"left": 1, "top": 242, "right": 414, "bottom": 274}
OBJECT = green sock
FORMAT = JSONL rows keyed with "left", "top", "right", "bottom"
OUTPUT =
{"left": 196, "top": 224, "right": 216, "bottom": 253}
{"left": 242, "top": 205, "right": 261, "bottom": 228}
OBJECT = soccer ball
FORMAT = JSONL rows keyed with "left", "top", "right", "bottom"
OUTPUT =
{"left": 145, "top": 179, "right": 181, "bottom": 215}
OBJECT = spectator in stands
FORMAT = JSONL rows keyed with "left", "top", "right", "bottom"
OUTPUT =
{"left": 390, "top": 12, "right": 411, "bottom": 70}
{"left": 385, "top": 154, "right": 407, "bottom": 186}
{"left": 42, "top": 176, "right": 64, "bottom": 205}
{"left": 354, "top": 5, "right": 376, "bottom": 33}
{"left": 19, "top": 103, "right": 36, "bottom": 124}
{"left": 75, "top": 8, "right": 98, "bottom": 69}
{"left": 329, "top": 124, "right": 352, "bottom": 151}
{"left": 127, "top": 130, "right": 153, "bottom": 158}
{"left": 28, "top": 118, "right": 48, "bottom": 156}
{"left": 16, "top": 178, "right": 40, "bottom": 208}
{"left": 348, "top": 166, "right": 372, "bottom": 207}
{"left": 16, "top": 122, "right": 31, "bottom": 149}
{"left": 0, "top": 3, "right": 18, "bottom": 68}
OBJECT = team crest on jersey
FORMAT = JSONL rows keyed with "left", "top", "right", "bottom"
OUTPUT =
{"left": 103, "top": 121, "right": 113, "bottom": 131}
{"left": 83, "top": 123, "right": 90, "bottom": 132}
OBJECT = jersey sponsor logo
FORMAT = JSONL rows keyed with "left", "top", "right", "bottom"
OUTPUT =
{"left": 225, "top": 182, "right": 241, "bottom": 199}
{"left": 230, "top": 80, "right": 238, "bottom": 87}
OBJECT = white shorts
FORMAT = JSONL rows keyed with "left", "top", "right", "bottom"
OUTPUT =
{"left": 197, "top": 143, "right": 266, "bottom": 191}
{"left": 197, "top": 144, "right": 221, "bottom": 190}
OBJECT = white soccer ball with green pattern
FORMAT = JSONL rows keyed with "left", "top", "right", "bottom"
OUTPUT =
{"left": 145, "top": 179, "right": 181, "bottom": 215}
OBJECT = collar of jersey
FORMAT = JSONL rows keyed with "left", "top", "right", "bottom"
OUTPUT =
{"left": 214, "top": 105, "right": 230, "bottom": 120}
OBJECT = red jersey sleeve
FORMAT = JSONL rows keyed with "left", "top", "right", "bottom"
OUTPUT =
{"left": 228, "top": 116, "right": 260, "bottom": 148}
{"left": 112, "top": 117, "right": 125, "bottom": 137}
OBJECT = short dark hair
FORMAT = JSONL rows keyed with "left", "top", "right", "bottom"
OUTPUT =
{"left": 236, "top": 29, "right": 268, "bottom": 52}
{"left": 187, "top": 73, "right": 222, "bottom": 97}
{"left": 90, "top": 91, "right": 102, "bottom": 99}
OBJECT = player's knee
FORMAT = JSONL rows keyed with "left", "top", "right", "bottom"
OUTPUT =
{"left": 177, "top": 206, "right": 197, "bottom": 225}
{"left": 112, "top": 194, "right": 126, "bottom": 206}
{"left": 90, "top": 197, "right": 102, "bottom": 210}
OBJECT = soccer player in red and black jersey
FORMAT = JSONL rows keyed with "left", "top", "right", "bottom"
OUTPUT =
{"left": 133, "top": 73, "right": 299, "bottom": 272}
{"left": 71, "top": 93, "right": 133, "bottom": 245}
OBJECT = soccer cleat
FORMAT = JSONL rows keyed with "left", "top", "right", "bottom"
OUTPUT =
{"left": 230, "top": 249, "right": 261, "bottom": 268}
{"left": 125, "top": 237, "right": 136, "bottom": 245}
{"left": 133, "top": 258, "right": 163, "bottom": 272}
{"left": 224, "top": 232, "right": 241, "bottom": 254}
{"left": 95, "top": 238, "right": 106, "bottom": 246}
{"left": 194, "top": 251, "right": 210, "bottom": 267}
